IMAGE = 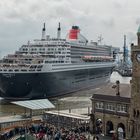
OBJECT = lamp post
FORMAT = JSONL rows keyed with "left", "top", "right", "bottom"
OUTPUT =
{"left": 57, "top": 99, "right": 60, "bottom": 130}
{"left": 90, "top": 97, "right": 96, "bottom": 135}
{"left": 54, "top": 98, "right": 64, "bottom": 130}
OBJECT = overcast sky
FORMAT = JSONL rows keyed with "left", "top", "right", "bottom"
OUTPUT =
{"left": 0, "top": 0, "right": 140, "bottom": 57}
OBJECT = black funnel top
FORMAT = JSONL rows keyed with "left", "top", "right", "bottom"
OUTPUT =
{"left": 58, "top": 22, "right": 61, "bottom": 31}
{"left": 43, "top": 23, "right": 46, "bottom": 31}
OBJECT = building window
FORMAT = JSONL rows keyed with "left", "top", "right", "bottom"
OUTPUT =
{"left": 117, "top": 104, "right": 127, "bottom": 113}
{"left": 138, "top": 124, "right": 140, "bottom": 130}
{"left": 133, "top": 109, "right": 136, "bottom": 118}
{"left": 95, "top": 102, "right": 103, "bottom": 109}
{"left": 137, "top": 110, "right": 139, "bottom": 118}
{"left": 106, "top": 103, "right": 115, "bottom": 111}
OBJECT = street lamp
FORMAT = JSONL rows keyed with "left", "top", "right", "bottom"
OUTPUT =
{"left": 53, "top": 98, "right": 64, "bottom": 130}
{"left": 57, "top": 99, "right": 60, "bottom": 130}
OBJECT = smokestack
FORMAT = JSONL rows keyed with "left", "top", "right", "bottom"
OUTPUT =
{"left": 57, "top": 22, "right": 61, "bottom": 39}
{"left": 69, "top": 26, "right": 80, "bottom": 40}
{"left": 41, "top": 23, "right": 46, "bottom": 40}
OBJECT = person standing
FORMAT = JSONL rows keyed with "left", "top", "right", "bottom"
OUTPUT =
{"left": 93, "top": 135, "right": 99, "bottom": 140}
{"left": 112, "top": 133, "right": 116, "bottom": 140}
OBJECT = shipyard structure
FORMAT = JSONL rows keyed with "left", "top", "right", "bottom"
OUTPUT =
{"left": 115, "top": 35, "right": 132, "bottom": 77}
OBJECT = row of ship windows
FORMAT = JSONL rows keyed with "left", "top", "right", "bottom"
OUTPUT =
{"left": 95, "top": 102, "right": 127, "bottom": 113}
{"left": 0, "top": 65, "right": 43, "bottom": 72}
{"left": 23, "top": 42, "right": 69, "bottom": 47}
{"left": 45, "top": 61, "right": 70, "bottom": 63}
{"left": 45, "top": 56, "right": 71, "bottom": 58}
{"left": 21, "top": 51, "right": 71, "bottom": 54}
{"left": 21, "top": 47, "right": 70, "bottom": 51}
{"left": 0, "top": 69, "right": 42, "bottom": 72}
{"left": 71, "top": 48, "right": 110, "bottom": 53}
{"left": 21, "top": 52, "right": 71, "bottom": 55}
{"left": 47, "top": 52, "right": 70, "bottom": 54}
{"left": 33, "top": 41, "right": 67, "bottom": 45}
{"left": 71, "top": 52, "right": 110, "bottom": 56}
{"left": 21, "top": 46, "right": 110, "bottom": 53}
{"left": 71, "top": 45, "right": 110, "bottom": 51}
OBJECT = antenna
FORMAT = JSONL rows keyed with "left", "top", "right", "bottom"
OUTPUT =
{"left": 123, "top": 35, "right": 126, "bottom": 63}
{"left": 98, "top": 35, "right": 103, "bottom": 44}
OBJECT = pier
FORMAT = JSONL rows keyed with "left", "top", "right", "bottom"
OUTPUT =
{"left": 0, "top": 78, "right": 131, "bottom": 139}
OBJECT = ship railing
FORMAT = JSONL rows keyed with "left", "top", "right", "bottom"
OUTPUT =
{"left": 0, "top": 64, "right": 43, "bottom": 72}
{"left": 82, "top": 55, "right": 114, "bottom": 62}
{"left": 32, "top": 39, "right": 67, "bottom": 46}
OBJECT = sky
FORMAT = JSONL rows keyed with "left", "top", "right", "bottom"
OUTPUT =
{"left": 0, "top": 0, "right": 140, "bottom": 57}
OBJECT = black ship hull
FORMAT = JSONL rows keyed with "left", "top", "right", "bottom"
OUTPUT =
{"left": 0, "top": 67, "right": 112, "bottom": 100}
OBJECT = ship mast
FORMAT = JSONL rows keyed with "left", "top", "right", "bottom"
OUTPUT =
{"left": 98, "top": 35, "right": 103, "bottom": 45}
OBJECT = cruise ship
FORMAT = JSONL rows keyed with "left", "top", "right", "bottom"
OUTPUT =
{"left": 0, "top": 23, "right": 117, "bottom": 100}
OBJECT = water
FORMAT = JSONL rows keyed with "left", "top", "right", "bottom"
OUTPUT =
{"left": 110, "top": 71, "right": 131, "bottom": 84}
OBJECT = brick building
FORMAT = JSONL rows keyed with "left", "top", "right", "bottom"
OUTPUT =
{"left": 91, "top": 26, "right": 140, "bottom": 140}
{"left": 90, "top": 82, "right": 131, "bottom": 139}
{"left": 127, "top": 26, "right": 140, "bottom": 139}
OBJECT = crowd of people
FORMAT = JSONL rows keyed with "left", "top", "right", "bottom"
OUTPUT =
{"left": 28, "top": 122, "right": 90, "bottom": 140}
{"left": 0, "top": 121, "right": 91, "bottom": 140}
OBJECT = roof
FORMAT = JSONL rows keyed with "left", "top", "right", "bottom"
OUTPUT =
{"left": 12, "top": 99, "right": 55, "bottom": 110}
{"left": 92, "top": 94, "right": 130, "bottom": 103}
{"left": 91, "top": 83, "right": 131, "bottom": 103}
{"left": 0, "top": 115, "right": 29, "bottom": 124}
{"left": 45, "top": 110, "right": 90, "bottom": 120}
{"left": 92, "top": 83, "right": 131, "bottom": 98}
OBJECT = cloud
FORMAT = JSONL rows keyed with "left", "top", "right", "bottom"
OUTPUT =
{"left": 101, "top": 17, "right": 115, "bottom": 28}
{"left": 136, "top": 18, "right": 140, "bottom": 25}
{"left": 0, "top": 0, "right": 140, "bottom": 57}
{"left": 127, "top": 32, "right": 137, "bottom": 44}
{"left": 113, "top": 0, "right": 128, "bottom": 9}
